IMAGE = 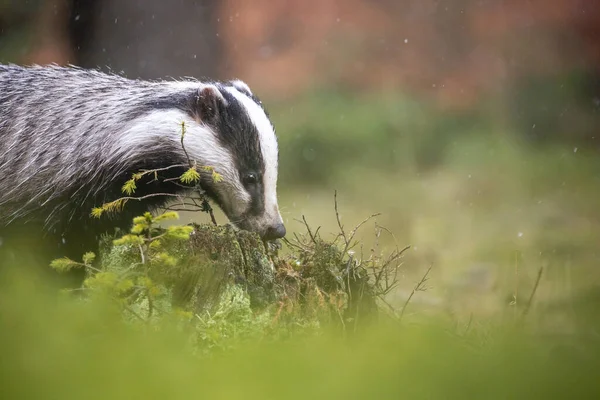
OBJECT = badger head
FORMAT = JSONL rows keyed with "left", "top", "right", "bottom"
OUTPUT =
{"left": 177, "top": 80, "right": 286, "bottom": 241}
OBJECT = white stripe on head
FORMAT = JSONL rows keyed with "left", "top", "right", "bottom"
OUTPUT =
{"left": 229, "top": 80, "right": 253, "bottom": 96}
{"left": 224, "top": 86, "right": 281, "bottom": 221}
{"left": 113, "top": 107, "right": 249, "bottom": 209}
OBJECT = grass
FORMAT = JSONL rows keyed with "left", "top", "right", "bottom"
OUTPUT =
{"left": 0, "top": 265, "right": 599, "bottom": 399}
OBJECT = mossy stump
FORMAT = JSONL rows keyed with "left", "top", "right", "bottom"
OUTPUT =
{"left": 163, "top": 224, "right": 276, "bottom": 313}
{"left": 100, "top": 222, "right": 381, "bottom": 330}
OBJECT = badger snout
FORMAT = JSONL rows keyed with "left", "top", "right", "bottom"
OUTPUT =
{"left": 263, "top": 222, "right": 286, "bottom": 241}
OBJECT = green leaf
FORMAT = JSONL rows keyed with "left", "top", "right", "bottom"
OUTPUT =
{"left": 84, "top": 271, "right": 119, "bottom": 290}
{"left": 152, "top": 252, "right": 177, "bottom": 268}
{"left": 212, "top": 171, "right": 223, "bottom": 183}
{"left": 130, "top": 223, "right": 147, "bottom": 235}
{"left": 180, "top": 121, "right": 187, "bottom": 137}
{"left": 165, "top": 225, "right": 194, "bottom": 240}
{"left": 102, "top": 198, "right": 128, "bottom": 215}
{"left": 113, "top": 234, "right": 145, "bottom": 246}
{"left": 180, "top": 167, "right": 200, "bottom": 184}
{"left": 121, "top": 179, "right": 137, "bottom": 195}
{"left": 116, "top": 279, "right": 135, "bottom": 294}
{"left": 50, "top": 257, "right": 83, "bottom": 273}
{"left": 149, "top": 239, "right": 162, "bottom": 249}
{"left": 200, "top": 166, "right": 222, "bottom": 183}
{"left": 153, "top": 211, "right": 180, "bottom": 223}
{"left": 82, "top": 252, "right": 96, "bottom": 265}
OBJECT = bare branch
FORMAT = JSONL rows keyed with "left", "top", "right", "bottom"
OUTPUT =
{"left": 520, "top": 267, "right": 544, "bottom": 321}
{"left": 399, "top": 265, "right": 432, "bottom": 322}
{"left": 297, "top": 215, "right": 317, "bottom": 245}
{"left": 334, "top": 190, "right": 348, "bottom": 247}
{"left": 342, "top": 212, "right": 381, "bottom": 257}
{"left": 124, "top": 305, "right": 146, "bottom": 323}
{"left": 179, "top": 121, "right": 194, "bottom": 168}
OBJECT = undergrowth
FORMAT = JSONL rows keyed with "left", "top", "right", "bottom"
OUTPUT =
{"left": 49, "top": 190, "right": 415, "bottom": 353}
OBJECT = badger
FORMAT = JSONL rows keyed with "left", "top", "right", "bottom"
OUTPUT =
{"left": 0, "top": 64, "right": 286, "bottom": 265}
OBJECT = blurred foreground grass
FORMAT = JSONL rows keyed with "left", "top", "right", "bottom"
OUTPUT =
{"left": 0, "top": 264, "right": 599, "bottom": 399}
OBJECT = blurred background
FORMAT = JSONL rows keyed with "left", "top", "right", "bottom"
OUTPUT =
{"left": 1, "top": 0, "right": 599, "bottom": 319}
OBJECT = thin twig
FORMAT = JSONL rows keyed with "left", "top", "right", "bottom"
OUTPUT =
{"left": 348, "top": 213, "right": 382, "bottom": 245}
{"left": 399, "top": 265, "right": 432, "bottom": 323}
{"left": 520, "top": 267, "right": 544, "bottom": 320}
{"left": 202, "top": 198, "right": 217, "bottom": 225}
{"left": 334, "top": 190, "right": 348, "bottom": 247}
{"left": 282, "top": 237, "right": 303, "bottom": 251}
{"left": 108, "top": 193, "right": 186, "bottom": 204}
{"left": 342, "top": 213, "right": 381, "bottom": 256}
{"left": 180, "top": 121, "right": 194, "bottom": 168}
{"left": 464, "top": 312, "right": 474, "bottom": 335}
{"left": 376, "top": 224, "right": 400, "bottom": 248}
{"left": 162, "top": 206, "right": 203, "bottom": 212}
{"left": 298, "top": 215, "right": 317, "bottom": 244}
{"left": 124, "top": 305, "right": 146, "bottom": 322}
{"left": 138, "top": 244, "right": 146, "bottom": 265}
{"left": 139, "top": 164, "right": 188, "bottom": 174}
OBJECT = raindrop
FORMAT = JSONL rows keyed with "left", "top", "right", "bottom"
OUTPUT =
{"left": 404, "top": 38, "right": 408, "bottom": 44}
{"left": 517, "top": 232, "right": 523, "bottom": 238}
{"left": 259, "top": 46, "right": 273, "bottom": 58}
{"left": 302, "top": 148, "right": 316, "bottom": 162}
{"left": 336, "top": 18, "right": 341, "bottom": 22}
{"left": 573, "top": 147, "right": 578, "bottom": 153}
{"left": 74, "top": 14, "right": 80, "bottom": 21}
{"left": 532, "top": 124, "right": 536, "bottom": 129}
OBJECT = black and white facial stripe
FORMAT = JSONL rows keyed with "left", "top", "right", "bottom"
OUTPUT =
{"left": 119, "top": 80, "right": 285, "bottom": 240}
{"left": 0, "top": 64, "right": 285, "bottom": 243}
{"left": 187, "top": 81, "right": 284, "bottom": 239}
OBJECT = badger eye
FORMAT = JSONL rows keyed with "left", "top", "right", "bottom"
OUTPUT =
{"left": 243, "top": 173, "right": 258, "bottom": 186}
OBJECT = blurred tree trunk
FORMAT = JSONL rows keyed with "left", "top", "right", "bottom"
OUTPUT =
{"left": 69, "top": 0, "right": 222, "bottom": 80}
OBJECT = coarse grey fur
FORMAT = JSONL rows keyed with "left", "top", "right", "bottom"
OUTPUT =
{"left": 0, "top": 64, "right": 285, "bottom": 264}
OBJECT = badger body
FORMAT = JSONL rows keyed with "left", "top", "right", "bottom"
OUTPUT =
{"left": 0, "top": 64, "right": 285, "bottom": 264}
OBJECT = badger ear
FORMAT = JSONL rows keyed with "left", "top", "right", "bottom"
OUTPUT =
{"left": 193, "top": 85, "right": 225, "bottom": 125}
{"left": 229, "top": 79, "right": 253, "bottom": 97}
